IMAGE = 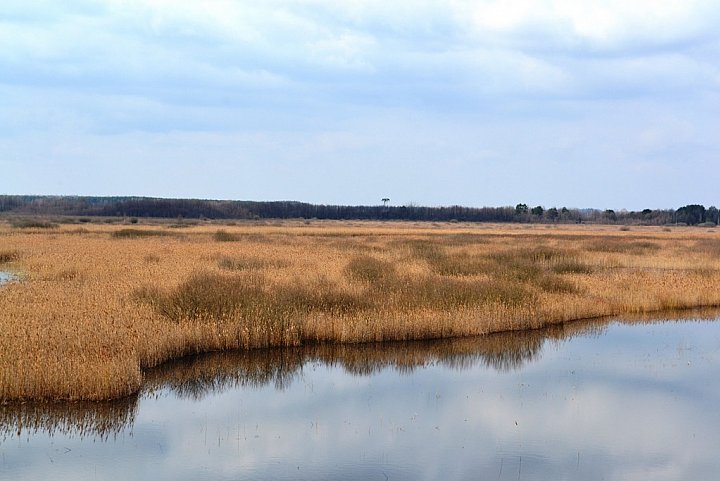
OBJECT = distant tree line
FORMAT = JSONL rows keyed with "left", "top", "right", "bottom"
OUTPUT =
{"left": 0, "top": 195, "right": 717, "bottom": 226}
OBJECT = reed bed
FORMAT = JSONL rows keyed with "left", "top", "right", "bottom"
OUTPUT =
{"left": 6, "top": 308, "right": 718, "bottom": 439}
{"left": 1, "top": 220, "right": 720, "bottom": 402}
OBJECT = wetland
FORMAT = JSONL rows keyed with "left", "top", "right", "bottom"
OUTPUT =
{"left": 2, "top": 220, "right": 720, "bottom": 402}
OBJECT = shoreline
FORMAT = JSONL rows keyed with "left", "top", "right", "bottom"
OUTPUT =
{"left": 3, "top": 304, "right": 720, "bottom": 406}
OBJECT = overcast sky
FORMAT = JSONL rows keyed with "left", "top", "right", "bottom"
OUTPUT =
{"left": 2, "top": 1, "right": 719, "bottom": 210}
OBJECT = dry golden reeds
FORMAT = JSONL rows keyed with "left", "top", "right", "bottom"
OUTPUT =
{"left": 1, "top": 220, "right": 720, "bottom": 402}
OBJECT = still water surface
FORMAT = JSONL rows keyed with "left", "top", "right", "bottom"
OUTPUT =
{"left": 2, "top": 312, "right": 720, "bottom": 480}
{"left": 0, "top": 271, "right": 14, "bottom": 285}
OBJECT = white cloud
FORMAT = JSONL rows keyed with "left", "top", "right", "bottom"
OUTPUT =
{"left": 307, "top": 31, "right": 378, "bottom": 71}
{"left": 460, "top": 0, "right": 718, "bottom": 49}
{"left": 1, "top": 0, "right": 720, "bottom": 206}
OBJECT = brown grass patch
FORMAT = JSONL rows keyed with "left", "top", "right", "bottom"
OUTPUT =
{"left": 0, "top": 250, "right": 19, "bottom": 264}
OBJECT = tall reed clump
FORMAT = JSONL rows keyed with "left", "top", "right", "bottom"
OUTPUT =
{"left": 134, "top": 271, "right": 370, "bottom": 349}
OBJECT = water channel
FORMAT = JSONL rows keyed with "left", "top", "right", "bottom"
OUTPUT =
{"left": 2, "top": 310, "right": 720, "bottom": 480}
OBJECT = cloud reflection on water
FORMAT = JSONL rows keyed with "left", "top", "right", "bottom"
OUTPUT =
{"left": 2, "top": 309, "right": 720, "bottom": 481}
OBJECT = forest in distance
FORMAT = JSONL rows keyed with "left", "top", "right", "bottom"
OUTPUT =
{"left": 0, "top": 195, "right": 716, "bottom": 226}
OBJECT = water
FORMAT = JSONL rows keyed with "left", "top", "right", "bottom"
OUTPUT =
{"left": 2, "top": 312, "right": 720, "bottom": 481}
{"left": 0, "top": 271, "right": 14, "bottom": 285}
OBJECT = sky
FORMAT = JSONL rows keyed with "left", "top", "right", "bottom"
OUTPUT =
{"left": 1, "top": 0, "right": 719, "bottom": 210}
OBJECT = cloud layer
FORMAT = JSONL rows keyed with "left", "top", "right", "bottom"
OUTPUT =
{"left": 2, "top": 1, "right": 719, "bottom": 208}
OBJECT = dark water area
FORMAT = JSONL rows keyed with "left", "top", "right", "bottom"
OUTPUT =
{"left": 2, "top": 310, "right": 720, "bottom": 480}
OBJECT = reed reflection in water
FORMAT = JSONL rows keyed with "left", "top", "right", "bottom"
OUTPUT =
{"left": 141, "top": 329, "right": 552, "bottom": 401}
{"left": 1, "top": 321, "right": 561, "bottom": 441}
{"left": 3, "top": 308, "right": 716, "bottom": 440}
{"left": 0, "top": 397, "right": 137, "bottom": 442}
